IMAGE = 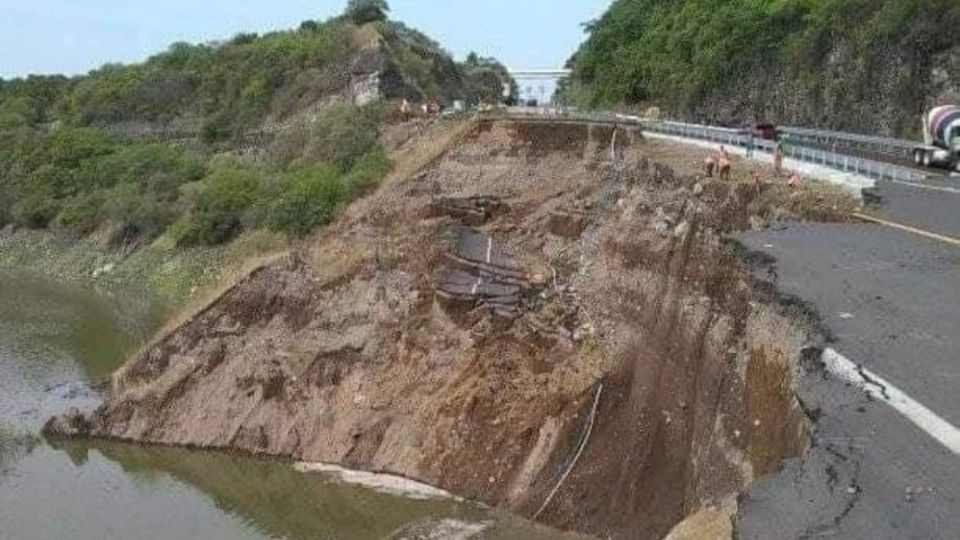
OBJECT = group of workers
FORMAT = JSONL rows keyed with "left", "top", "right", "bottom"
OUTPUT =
{"left": 703, "top": 145, "right": 733, "bottom": 180}
{"left": 703, "top": 139, "right": 802, "bottom": 191}
{"left": 399, "top": 98, "right": 441, "bottom": 119}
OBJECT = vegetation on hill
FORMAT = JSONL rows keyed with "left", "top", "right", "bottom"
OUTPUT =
{"left": 0, "top": 21, "right": 360, "bottom": 138}
{"left": 0, "top": 103, "right": 387, "bottom": 246}
{"left": 0, "top": 0, "right": 511, "bottom": 135}
{"left": 346, "top": 0, "right": 390, "bottom": 25}
{"left": 0, "top": 2, "right": 510, "bottom": 249}
{"left": 562, "top": 0, "right": 960, "bottom": 132}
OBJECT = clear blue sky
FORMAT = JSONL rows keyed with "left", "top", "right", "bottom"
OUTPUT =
{"left": 0, "top": 0, "right": 613, "bottom": 78}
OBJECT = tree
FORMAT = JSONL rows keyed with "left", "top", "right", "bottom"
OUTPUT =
{"left": 299, "top": 20, "right": 320, "bottom": 32}
{"left": 345, "top": 0, "right": 389, "bottom": 25}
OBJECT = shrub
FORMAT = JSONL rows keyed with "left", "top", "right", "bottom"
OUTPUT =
{"left": 302, "top": 103, "right": 381, "bottom": 172}
{"left": 263, "top": 164, "right": 345, "bottom": 236}
{"left": 0, "top": 97, "right": 31, "bottom": 129}
{"left": 100, "top": 143, "right": 205, "bottom": 200}
{"left": 345, "top": 0, "right": 390, "bottom": 25}
{"left": 342, "top": 147, "right": 391, "bottom": 197}
{"left": 0, "top": 181, "right": 16, "bottom": 226}
{"left": 177, "top": 165, "right": 262, "bottom": 246}
{"left": 13, "top": 166, "right": 64, "bottom": 228}
{"left": 43, "top": 126, "right": 114, "bottom": 169}
{"left": 269, "top": 103, "right": 382, "bottom": 172}
{"left": 55, "top": 192, "right": 104, "bottom": 234}
{"left": 13, "top": 190, "right": 60, "bottom": 229}
{"left": 299, "top": 20, "right": 320, "bottom": 32}
{"left": 100, "top": 183, "right": 176, "bottom": 243}
{"left": 201, "top": 111, "right": 233, "bottom": 143}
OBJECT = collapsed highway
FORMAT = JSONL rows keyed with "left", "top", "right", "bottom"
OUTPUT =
{"left": 627, "top": 113, "right": 960, "bottom": 538}
{"left": 41, "top": 112, "right": 959, "bottom": 539}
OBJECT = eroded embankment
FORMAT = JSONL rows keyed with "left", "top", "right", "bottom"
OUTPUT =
{"left": 60, "top": 119, "right": 850, "bottom": 539}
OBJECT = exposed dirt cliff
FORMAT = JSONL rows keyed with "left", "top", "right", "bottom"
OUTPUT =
{"left": 67, "top": 119, "right": 855, "bottom": 539}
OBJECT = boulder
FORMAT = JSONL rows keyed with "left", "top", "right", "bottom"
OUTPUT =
{"left": 548, "top": 210, "right": 588, "bottom": 238}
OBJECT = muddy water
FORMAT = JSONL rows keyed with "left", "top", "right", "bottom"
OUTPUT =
{"left": 0, "top": 273, "right": 577, "bottom": 540}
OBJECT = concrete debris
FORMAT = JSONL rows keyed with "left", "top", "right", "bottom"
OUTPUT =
{"left": 430, "top": 195, "right": 507, "bottom": 226}
{"left": 435, "top": 229, "right": 534, "bottom": 320}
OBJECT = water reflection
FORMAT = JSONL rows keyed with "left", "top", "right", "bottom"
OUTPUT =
{"left": 61, "top": 440, "right": 494, "bottom": 540}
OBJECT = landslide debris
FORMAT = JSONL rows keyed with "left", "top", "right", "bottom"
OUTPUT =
{"left": 66, "top": 119, "right": 851, "bottom": 539}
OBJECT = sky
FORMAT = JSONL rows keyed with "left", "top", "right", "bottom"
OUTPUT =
{"left": 0, "top": 0, "right": 613, "bottom": 80}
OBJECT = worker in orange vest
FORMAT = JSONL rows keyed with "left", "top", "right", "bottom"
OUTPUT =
{"left": 704, "top": 155, "right": 716, "bottom": 177}
{"left": 717, "top": 146, "right": 732, "bottom": 181}
{"left": 774, "top": 138, "right": 786, "bottom": 175}
{"left": 788, "top": 172, "right": 802, "bottom": 190}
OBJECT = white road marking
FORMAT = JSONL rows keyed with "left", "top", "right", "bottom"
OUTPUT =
{"left": 884, "top": 178, "right": 960, "bottom": 195}
{"left": 485, "top": 236, "right": 493, "bottom": 264}
{"left": 470, "top": 277, "right": 482, "bottom": 296}
{"left": 853, "top": 212, "right": 960, "bottom": 247}
{"left": 822, "top": 348, "right": 960, "bottom": 455}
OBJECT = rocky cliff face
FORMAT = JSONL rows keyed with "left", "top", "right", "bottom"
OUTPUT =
{"left": 564, "top": 0, "right": 960, "bottom": 139}
{"left": 691, "top": 43, "right": 960, "bottom": 138}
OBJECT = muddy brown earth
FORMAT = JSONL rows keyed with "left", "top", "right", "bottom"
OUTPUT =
{"left": 61, "top": 119, "right": 857, "bottom": 539}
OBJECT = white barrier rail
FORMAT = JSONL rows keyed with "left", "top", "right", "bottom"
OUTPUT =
{"left": 641, "top": 120, "right": 926, "bottom": 184}
{"left": 779, "top": 125, "right": 918, "bottom": 163}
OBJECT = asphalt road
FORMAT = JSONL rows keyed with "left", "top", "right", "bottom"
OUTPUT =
{"left": 867, "top": 178, "right": 960, "bottom": 239}
{"left": 735, "top": 224, "right": 960, "bottom": 539}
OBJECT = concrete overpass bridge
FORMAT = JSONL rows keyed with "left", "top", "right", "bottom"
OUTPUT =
{"left": 507, "top": 68, "right": 572, "bottom": 104}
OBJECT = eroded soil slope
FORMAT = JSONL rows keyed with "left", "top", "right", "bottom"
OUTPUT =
{"left": 79, "top": 119, "right": 851, "bottom": 539}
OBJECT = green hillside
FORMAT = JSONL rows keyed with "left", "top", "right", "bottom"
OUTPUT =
{"left": 562, "top": 0, "right": 960, "bottom": 135}
{"left": 0, "top": 3, "right": 512, "bottom": 248}
{"left": 0, "top": 15, "right": 507, "bottom": 136}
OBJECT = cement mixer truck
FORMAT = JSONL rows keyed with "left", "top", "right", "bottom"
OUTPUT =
{"left": 913, "top": 105, "right": 960, "bottom": 172}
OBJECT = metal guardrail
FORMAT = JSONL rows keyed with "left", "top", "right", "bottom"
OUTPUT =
{"left": 779, "top": 125, "right": 918, "bottom": 163}
{"left": 640, "top": 120, "right": 927, "bottom": 184}
{"left": 780, "top": 125, "right": 917, "bottom": 150}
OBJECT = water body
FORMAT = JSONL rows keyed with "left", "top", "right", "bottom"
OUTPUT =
{"left": 0, "top": 272, "right": 579, "bottom": 540}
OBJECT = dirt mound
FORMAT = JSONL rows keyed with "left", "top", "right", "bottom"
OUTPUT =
{"left": 74, "top": 120, "right": 834, "bottom": 539}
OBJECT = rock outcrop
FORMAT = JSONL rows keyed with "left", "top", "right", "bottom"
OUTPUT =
{"left": 691, "top": 43, "right": 960, "bottom": 138}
